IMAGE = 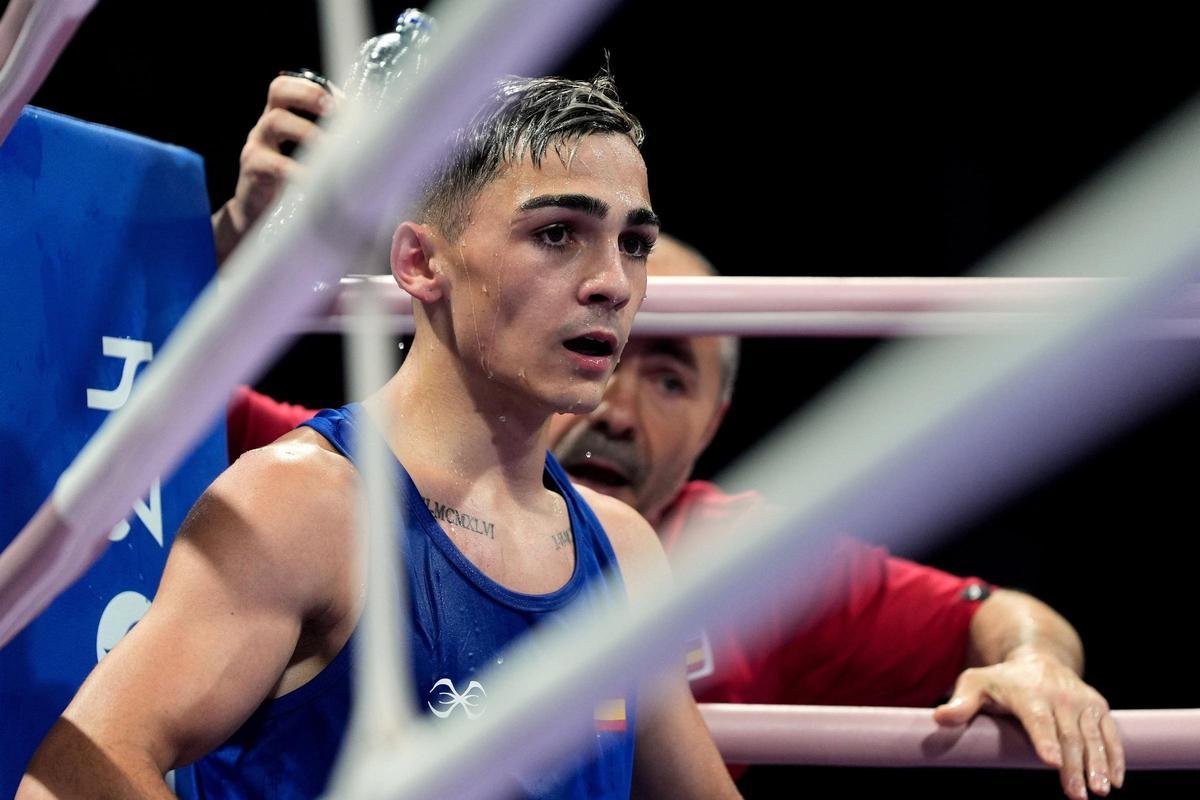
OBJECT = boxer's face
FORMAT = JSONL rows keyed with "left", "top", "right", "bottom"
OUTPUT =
{"left": 438, "top": 133, "right": 657, "bottom": 414}
{"left": 549, "top": 240, "right": 729, "bottom": 525}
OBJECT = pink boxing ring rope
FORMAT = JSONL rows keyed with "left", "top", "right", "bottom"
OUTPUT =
{"left": 306, "top": 274, "right": 1200, "bottom": 337}
{"left": 699, "top": 705, "right": 1200, "bottom": 769}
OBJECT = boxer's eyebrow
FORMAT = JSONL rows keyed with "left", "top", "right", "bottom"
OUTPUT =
{"left": 519, "top": 194, "right": 609, "bottom": 218}
{"left": 626, "top": 207, "right": 660, "bottom": 229}
{"left": 518, "top": 195, "right": 660, "bottom": 231}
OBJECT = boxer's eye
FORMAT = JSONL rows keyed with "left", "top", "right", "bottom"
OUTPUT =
{"left": 534, "top": 224, "right": 573, "bottom": 249}
{"left": 619, "top": 231, "right": 655, "bottom": 259}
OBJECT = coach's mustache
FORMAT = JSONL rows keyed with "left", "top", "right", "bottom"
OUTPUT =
{"left": 554, "top": 427, "right": 647, "bottom": 489}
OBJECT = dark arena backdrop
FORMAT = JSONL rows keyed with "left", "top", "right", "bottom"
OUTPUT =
{"left": 13, "top": 1, "right": 1200, "bottom": 796}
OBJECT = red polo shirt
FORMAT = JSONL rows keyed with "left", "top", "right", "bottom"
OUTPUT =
{"left": 658, "top": 480, "right": 990, "bottom": 709}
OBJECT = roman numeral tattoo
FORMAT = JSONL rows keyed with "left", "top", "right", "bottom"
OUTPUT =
{"left": 552, "top": 529, "right": 573, "bottom": 550}
{"left": 422, "top": 497, "right": 496, "bottom": 540}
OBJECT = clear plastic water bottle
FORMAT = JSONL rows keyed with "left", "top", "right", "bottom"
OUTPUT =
{"left": 342, "top": 9, "right": 438, "bottom": 112}
{"left": 262, "top": 9, "right": 437, "bottom": 242}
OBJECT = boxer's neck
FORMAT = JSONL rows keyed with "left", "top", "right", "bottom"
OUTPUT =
{"left": 364, "top": 345, "right": 553, "bottom": 507}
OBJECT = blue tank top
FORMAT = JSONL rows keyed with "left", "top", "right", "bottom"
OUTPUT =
{"left": 177, "top": 405, "right": 636, "bottom": 799}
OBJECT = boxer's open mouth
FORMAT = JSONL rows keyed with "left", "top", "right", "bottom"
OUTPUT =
{"left": 563, "top": 333, "right": 616, "bottom": 357}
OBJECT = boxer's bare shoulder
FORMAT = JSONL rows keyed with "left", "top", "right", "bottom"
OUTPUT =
{"left": 573, "top": 485, "right": 671, "bottom": 603}
{"left": 192, "top": 425, "right": 359, "bottom": 618}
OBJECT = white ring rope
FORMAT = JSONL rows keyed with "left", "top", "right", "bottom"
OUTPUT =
{"left": 317, "top": 0, "right": 413, "bottom": 757}
{"left": 0, "top": 0, "right": 35, "bottom": 69}
{"left": 315, "top": 0, "right": 370, "bottom": 89}
{"left": 0, "top": 0, "right": 97, "bottom": 143}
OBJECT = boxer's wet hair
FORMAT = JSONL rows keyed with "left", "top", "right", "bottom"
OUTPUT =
{"left": 420, "top": 71, "right": 644, "bottom": 241}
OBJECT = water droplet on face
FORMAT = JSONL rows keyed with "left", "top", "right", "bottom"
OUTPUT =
{"left": 585, "top": 451, "right": 592, "bottom": 459}
{"left": 481, "top": 285, "right": 489, "bottom": 294}
{"left": 498, "top": 415, "right": 507, "bottom": 423}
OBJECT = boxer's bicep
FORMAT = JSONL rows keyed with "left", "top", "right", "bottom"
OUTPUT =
{"left": 106, "top": 488, "right": 309, "bottom": 767}
{"left": 27, "top": 444, "right": 353, "bottom": 793}
{"left": 22, "top": 497, "right": 302, "bottom": 796}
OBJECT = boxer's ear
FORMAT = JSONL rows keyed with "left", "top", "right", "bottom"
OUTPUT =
{"left": 391, "top": 222, "right": 443, "bottom": 303}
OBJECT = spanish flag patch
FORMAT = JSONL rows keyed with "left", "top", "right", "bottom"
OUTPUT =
{"left": 684, "top": 630, "right": 714, "bottom": 681}
{"left": 594, "top": 698, "right": 627, "bottom": 732}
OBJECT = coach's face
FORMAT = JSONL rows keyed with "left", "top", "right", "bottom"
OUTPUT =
{"left": 437, "top": 133, "right": 658, "bottom": 415}
{"left": 549, "top": 238, "right": 729, "bottom": 526}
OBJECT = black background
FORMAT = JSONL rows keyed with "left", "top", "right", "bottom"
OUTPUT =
{"left": 13, "top": 1, "right": 1200, "bottom": 796}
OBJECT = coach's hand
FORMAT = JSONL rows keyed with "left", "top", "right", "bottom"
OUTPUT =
{"left": 212, "top": 73, "right": 336, "bottom": 265}
{"left": 935, "top": 645, "right": 1123, "bottom": 800}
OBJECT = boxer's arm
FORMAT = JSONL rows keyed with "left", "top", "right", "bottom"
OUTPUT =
{"left": 212, "top": 74, "right": 333, "bottom": 265}
{"left": 583, "top": 488, "right": 740, "bottom": 800}
{"left": 18, "top": 436, "right": 355, "bottom": 799}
